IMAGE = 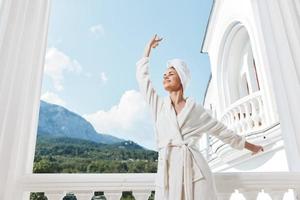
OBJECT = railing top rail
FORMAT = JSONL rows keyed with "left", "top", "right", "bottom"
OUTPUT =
{"left": 19, "top": 172, "right": 300, "bottom": 192}
{"left": 20, "top": 173, "right": 156, "bottom": 192}
{"left": 221, "top": 90, "right": 263, "bottom": 117}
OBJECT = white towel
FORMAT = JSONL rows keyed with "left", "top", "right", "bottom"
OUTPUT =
{"left": 166, "top": 58, "right": 191, "bottom": 92}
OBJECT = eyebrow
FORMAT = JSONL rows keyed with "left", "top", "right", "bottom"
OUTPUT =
{"left": 163, "top": 71, "right": 175, "bottom": 76}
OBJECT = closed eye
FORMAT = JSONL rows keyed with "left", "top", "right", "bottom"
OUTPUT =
{"left": 163, "top": 72, "right": 175, "bottom": 78}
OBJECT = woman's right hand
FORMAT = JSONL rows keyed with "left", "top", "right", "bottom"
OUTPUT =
{"left": 148, "top": 34, "right": 163, "bottom": 49}
{"left": 144, "top": 34, "right": 163, "bottom": 57}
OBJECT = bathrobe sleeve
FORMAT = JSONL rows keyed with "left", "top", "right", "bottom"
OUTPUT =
{"left": 136, "top": 57, "right": 163, "bottom": 122}
{"left": 199, "top": 106, "right": 246, "bottom": 150}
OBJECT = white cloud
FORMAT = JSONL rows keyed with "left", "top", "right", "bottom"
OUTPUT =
{"left": 83, "top": 90, "right": 156, "bottom": 150}
{"left": 100, "top": 72, "right": 108, "bottom": 84}
{"left": 41, "top": 91, "right": 67, "bottom": 107}
{"left": 44, "top": 47, "right": 82, "bottom": 91}
{"left": 89, "top": 24, "right": 105, "bottom": 37}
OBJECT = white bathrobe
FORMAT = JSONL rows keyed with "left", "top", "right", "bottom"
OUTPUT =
{"left": 136, "top": 57, "right": 246, "bottom": 200}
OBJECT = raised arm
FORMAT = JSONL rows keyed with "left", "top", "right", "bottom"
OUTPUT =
{"left": 199, "top": 106, "right": 264, "bottom": 155}
{"left": 135, "top": 34, "right": 164, "bottom": 122}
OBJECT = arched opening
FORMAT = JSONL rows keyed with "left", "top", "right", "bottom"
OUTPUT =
{"left": 218, "top": 23, "right": 261, "bottom": 111}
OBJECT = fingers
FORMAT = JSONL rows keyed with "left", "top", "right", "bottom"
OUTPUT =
{"left": 152, "top": 34, "right": 158, "bottom": 42}
{"left": 153, "top": 34, "right": 163, "bottom": 41}
{"left": 149, "top": 34, "right": 163, "bottom": 49}
{"left": 251, "top": 146, "right": 264, "bottom": 156}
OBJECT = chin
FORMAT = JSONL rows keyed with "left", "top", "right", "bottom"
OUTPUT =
{"left": 163, "top": 87, "right": 170, "bottom": 92}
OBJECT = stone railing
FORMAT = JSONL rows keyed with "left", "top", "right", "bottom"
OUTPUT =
{"left": 205, "top": 91, "right": 281, "bottom": 164}
{"left": 221, "top": 91, "right": 267, "bottom": 134}
{"left": 19, "top": 172, "right": 300, "bottom": 200}
{"left": 20, "top": 173, "right": 155, "bottom": 200}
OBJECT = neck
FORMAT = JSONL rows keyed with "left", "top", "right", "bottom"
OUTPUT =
{"left": 169, "top": 90, "right": 186, "bottom": 105}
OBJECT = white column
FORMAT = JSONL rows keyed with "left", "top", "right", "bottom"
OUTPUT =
{"left": 253, "top": 0, "right": 300, "bottom": 170}
{"left": 45, "top": 191, "right": 65, "bottom": 200}
{"left": 242, "top": 191, "right": 258, "bottom": 200}
{"left": 132, "top": 190, "right": 152, "bottom": 200}
{"left": 267, "top": 190, "right": 285, "bottom": 200}
{"left": 294, "top": 188, "right": 300, "bottom": 200}
{"left": 0, "top": 0, "right": 51, "bottom": 199}
{"left": 75, "top": 191, "right": 94, "bottom": 200}
{"left": 104, "top": 191, "right": 122, "bottom": 200}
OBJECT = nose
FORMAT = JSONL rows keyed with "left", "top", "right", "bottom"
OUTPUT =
{"left": 164, "top": 73, "right": 170, "bottom": 79}
{"left": 163, "top": 76, "right": 170, "bottom": 82}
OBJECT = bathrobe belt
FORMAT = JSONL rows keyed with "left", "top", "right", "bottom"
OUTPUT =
{"left": 158, "top": 139, "right": 201, "bottom": 200}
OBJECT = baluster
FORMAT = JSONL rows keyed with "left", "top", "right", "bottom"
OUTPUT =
{"left": 104, "top": 191, "right": 122, "bottom": 200}
{"left": 75, "top": 191, "right": 94, "bottom": 200}
{"left": 267, "top": 190, "right": 286, "bottom": 200}
{"left": 257, "top": 96, "right": 264, "bottom": 126}
{"left": 249, "top": 100, "right": 254, "bottom": 128}
{"left": 45, "top": 191, "right": 65, "bottom": 200}
{"left": 244, "top": 102, "right": 254, "bottom": 130}
{"left": 132, "top": 190, "right": 152, "bottom": 200}
{"left": 233, "top": 108, "right": 241, "bottom": 133}
{"left": 294, "top": 188, "right": 300, "bottom": 200}
{"left": 250, "top": 99, "right": 260, "bottom": 129}
{"left": 240, "top": 104, "right": 248, "bottom": 132}
{"left": 237, "top": 106, "right": 243, "bottom": 133}
{"left": 242, "top": 190, "right": 259, "bottom": 200}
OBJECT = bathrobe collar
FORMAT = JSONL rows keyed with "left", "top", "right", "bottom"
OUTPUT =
{"left": 164, "top": 95, "right": 196, "bottom": 131}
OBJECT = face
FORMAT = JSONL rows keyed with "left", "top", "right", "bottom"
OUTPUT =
{"left": 163, "top": 66, "right": 183, "bottom": 92}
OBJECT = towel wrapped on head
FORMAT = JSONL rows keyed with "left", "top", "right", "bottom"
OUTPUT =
{"left": 166, "top": 58, "right": 191, "bottom": 92}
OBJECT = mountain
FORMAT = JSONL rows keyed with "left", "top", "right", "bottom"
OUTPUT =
{"left": 38, "top": 100, "right": 124, "bottom": 144}
{"left": 34, "top": 101, "right": 157, "bottom": 174}
{"left": 36, "top": 135, "right": 148, "bottom": 152}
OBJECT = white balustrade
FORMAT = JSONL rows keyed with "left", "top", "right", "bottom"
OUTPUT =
{"left": 221, "top": 91, "right": 266, "bottom": 134}
{"left": 294, "top": 188, "right": 300, "bottom": 200}
{"left": 44, "top": 191, "right": 65, "bottom": 200}
{"left": 206, "top": 90, "right": 282, "bottom": 164}
{"left": 20, "top": 172, "right": 300, "bottom": 200}
{"left": 132, "top": 190, "right": 152, "bottom": 200}
{"left": 75, "top": 191, "right": 94, "bottom": 200}
{"left": 266, "top": 190, "right": 286, "bottom": 200}
{"left": 104, "top": 191, "right": 123, "bottom": 200}
{"left": 242, "top": 190, "right": 259, "bottom": 200}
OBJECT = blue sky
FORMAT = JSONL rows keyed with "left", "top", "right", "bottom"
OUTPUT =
{"left": 40, "top": 0, "right": 213, "bottom": 150}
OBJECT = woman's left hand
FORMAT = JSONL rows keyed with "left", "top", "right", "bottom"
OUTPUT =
{"left": 245, "top": 141, "right": 264, "bottom": 155}
{"left": 250, "top": 144, "right": 264, "bottom": 155}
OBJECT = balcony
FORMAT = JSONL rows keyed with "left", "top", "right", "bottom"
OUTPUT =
{"left": 221, "top": 91, "right": 268, "bottom": 134}
{"left": 20, "top": 172, "right": 300, "bottom": 200}
{"left": 205, "top": 91, "right": 282, "bottom": 169}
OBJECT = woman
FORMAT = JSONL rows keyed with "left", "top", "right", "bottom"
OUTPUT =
{"left": 135, "top": 34, "right": 264, "bottom": 200}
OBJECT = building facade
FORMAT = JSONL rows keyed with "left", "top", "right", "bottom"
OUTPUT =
{"left": 200, "top": 0, "right": 300, "bottom": 173}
